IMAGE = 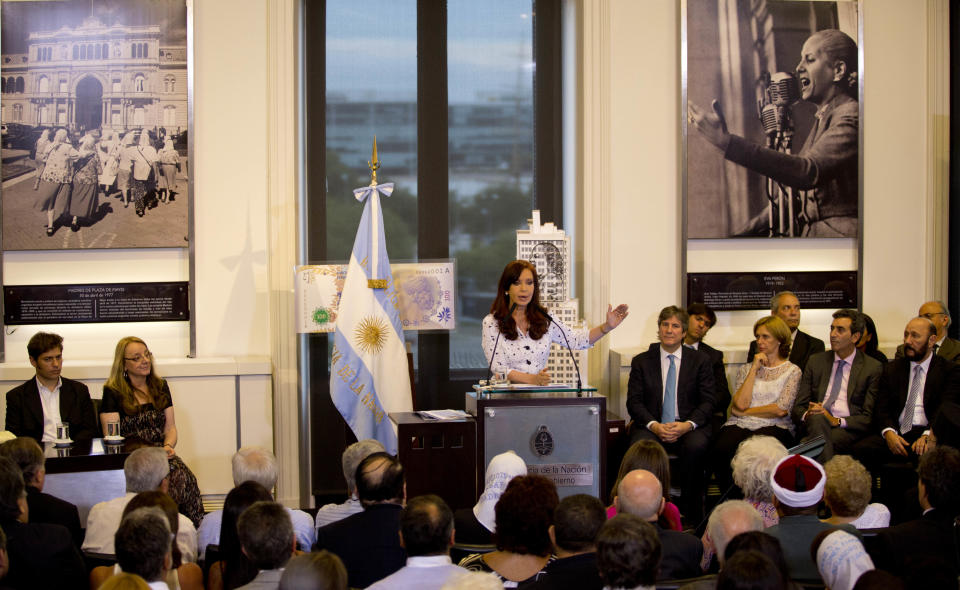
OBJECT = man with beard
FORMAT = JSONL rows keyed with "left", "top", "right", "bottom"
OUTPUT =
{"left": 895, "top": 301, "right": 960, "bottom": 362}
{"left": 747, "top": 292, "right": 824, "bottom": 371}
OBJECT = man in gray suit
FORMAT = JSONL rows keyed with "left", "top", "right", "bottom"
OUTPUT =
{"left": 895, "top": 301, "right": 960, "bottom": 362}
{"left": 793, "top": 309, "right": 882, "bottom": 461}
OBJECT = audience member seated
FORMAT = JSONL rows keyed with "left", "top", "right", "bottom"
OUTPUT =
{"left": 82, "top": 447, "right": 198, "bottom": 562}
{"left": 314, "top": 439, "right": 385, "bottom": 531}
{"left": 721, "top": 532, "right": 791, "bottom": 585}
{"left": 608, "top": 440, "right": 681, "bottom": 531}
{"left": 931, "top": 400, "right": 960, "bottom": 449}
{"left": 813, "top": 529, "right": 874, "bottom": 590}
{"left": 0, "top": 436, "right": 82, "bottom": 546}
{"left": 0, "top": 455, "right": 84, "bottom": 589}
{"left": 91, "top": 491, "right": 204, "bottom": 590}
{"left": 0, "top": 527, "right": 9, "bottom": 587}
{"left": 895, "top": 301, "right": 960, "bottom": 362}
{"left": 278, "top": 551, "right": 347, "bottom": 590}
{"left": 527, "top": 494, "right": 606, "bottom": 590}
{"left": 595, "top": 514, "right": 660, "bottom": 590}
{"left": 4, "top": 331, "right": 97, "bottom": 443}
{"left": 821, "top": 456, "right": 889, "bottom": 529}
{"left": 458, "top": 474, "right": 559, "bottom": 587}
{"left": 729, "top": 436, "right": 787, "bottom": 526}
{"left": 198, "top": 447, "right": 314, "bottom": 559}
{"left": 235, "top": 502, "right": 296, "bottom": 590}
{"left": 315, "top": 452, "right": 407, "bottom": 588}
{"left": 716, "top": 551, "right": 786, "bottom": 590}
{"left": 614, "top": 469, "right": 702, "bottom": 580}
{"left": 857, "top": 313, "right": 888, "bottom": 365}
{"left": 100, "top": 336, "right": 204, "bottom": 526}
{"left": 746, "top": 291, "right": 825, "bottom": 372}
{"left": 455, "top": 450, "right": 526, "bottom": 545}
{"left": 684, "top": 303, "right": 732, "bottom": 422}
{"left": 627, "top": 306, "right": 717, "bottom": 523}
{"left": 851, "top": 570, "right": 904, "bottom": 590}
{"left": 699, "top": 500, "right": 763, "bottom": 574}
{"left": 765, "top": 454, "right": 856, "bottom": 584}
{"left": 793, "top": 310, "right": 882, "bottom": 462}
{"left": 873, "top": 445, "right": 960, "bottom": 580}
{"left": 98, "top": 572, "right": 152, "bottom": 590}
{"left": 712, "top": 316, "right": 799, "bottom": 492}
{"left": 113, "top": 507, "right": 177, "bottom": 590}
{"left": 368, "top": 495, "right": 465, "bottom": 589}
{"left": 207, "top": 481, "right": 273, "bottom": 590}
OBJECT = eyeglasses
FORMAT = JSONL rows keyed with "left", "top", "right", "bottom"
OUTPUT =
{"left": 124, "top": 352, "right": 153, "bottom": 363}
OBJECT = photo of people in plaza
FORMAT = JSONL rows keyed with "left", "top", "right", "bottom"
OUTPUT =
{"left": 1, "top": 0, "right": 189, "bottom": 250}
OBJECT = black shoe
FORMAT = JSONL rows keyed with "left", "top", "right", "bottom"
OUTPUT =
{"left": 70, "top": 221, "right": 79, "bottom": 232}
{"left": 136, "top": 209, "right": 145, "bottom": 217}
{"left": 45, "top": 226, "right": 54, "bottom": 236}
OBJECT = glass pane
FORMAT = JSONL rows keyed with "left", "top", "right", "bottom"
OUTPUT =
{"left": 325, "top": 0, "right": 418, "bottom": 263}
{"left": 447, "top": 1, "right": 535, "bottom": 369}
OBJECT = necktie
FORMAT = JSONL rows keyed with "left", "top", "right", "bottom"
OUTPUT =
{"left": 662, "top": 355, "right": 677, "bottom": 423}
{"left": 900, "top": 365, "right": 924, "bottom": 434}
{"left": 823, "top": 359, "right": 845, "bottom": 413}
{"left": 933, "top": 343, "right": 940, "bottom": 356}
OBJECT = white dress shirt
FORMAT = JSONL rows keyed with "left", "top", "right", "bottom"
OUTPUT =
{"left": 882, "top": 351, "right": 934, "bottom": 437}
{"left": 36, "top": 376, "right": 63, "bottom": 442}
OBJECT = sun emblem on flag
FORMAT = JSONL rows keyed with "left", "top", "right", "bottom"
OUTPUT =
{"left": 354, "top": 316, "right": 389, "bottom": 355}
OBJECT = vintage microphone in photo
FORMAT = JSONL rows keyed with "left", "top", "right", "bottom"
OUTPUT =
{"left": 757, "top": 71, "right": 801, "bottom": 236}
{"left": 531, "top": 303, "right": 582, "bottom": 396}
{"left": 485, "top": 302, "right": 517, "bottom": 385}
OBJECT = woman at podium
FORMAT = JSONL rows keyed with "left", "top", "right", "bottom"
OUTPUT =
{"left": 482, "top": 259, "right": 628, "bottom": 385}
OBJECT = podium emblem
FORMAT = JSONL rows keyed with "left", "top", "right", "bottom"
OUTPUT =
{"left": 532, "top": 425, "right": 554, "bottom": 457}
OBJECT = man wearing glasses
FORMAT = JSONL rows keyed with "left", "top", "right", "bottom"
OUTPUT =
{"left": 896, "top": 301, "right": 960, "bottom": 362}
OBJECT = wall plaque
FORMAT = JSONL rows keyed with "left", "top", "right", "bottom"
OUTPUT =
{"left": 687, "top": 271, "right": 857, "bottom": 311}
{"left": 4, "top": 282, "right": 189, "bottom": 325}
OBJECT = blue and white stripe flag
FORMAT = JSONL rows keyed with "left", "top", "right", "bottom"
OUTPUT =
{"left": 330, "top": 182, "right": 411, "bottom": 455}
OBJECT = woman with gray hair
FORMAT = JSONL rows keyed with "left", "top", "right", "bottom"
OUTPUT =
{"left": 821, "top": 455, "right": 889, "bottom": 529}
{"left": 34, "top": 128, "right": 77, "bottom": 236}
{"left": 731, "top": 435, "right": 788, "bottom": 527}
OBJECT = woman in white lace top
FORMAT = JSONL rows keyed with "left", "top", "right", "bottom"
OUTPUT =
{"left": 710, "top": 316, "right": 800, "bottom": 492}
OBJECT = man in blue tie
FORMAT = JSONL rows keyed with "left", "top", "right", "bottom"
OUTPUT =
{"left": 792, "top": 309, "right": 882, "bottom": 462}
{"left": 627, "top": 306, "right": 717, "bottom": 524}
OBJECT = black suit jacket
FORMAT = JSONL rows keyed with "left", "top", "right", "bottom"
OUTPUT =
{"left": 748, "top": 329, "right": 825, "bottom": 372}
{"left": 5, "top": 377, "right": 97, "bottom": 442}
{"left": 874, "top": 354, "right": 960, "bottom": 434}
{"left": 627, "top": 344, "right": 716, "bottom": 428}
{"left": 526, "top": 552, "right": 602, "bottom": 590}
{"left": 656, "top": 524, "right": 703, "bottom": 581}
{"left": 26, "top": 485, "right": 82, "bottom": 548}
{"left": 792, "top": 350, "right": 882, "bottom": 432}
{"left": 315, "top": 503, "right": 405, "bottom": 588}
{"left": 0, "top": 518, "right": 85, "bottom": 590}
{"left": 693, "top": 342, "right": 731, "bottom": 414}
{"left": 874, "top": 508, "right": 958, "bottom": 577}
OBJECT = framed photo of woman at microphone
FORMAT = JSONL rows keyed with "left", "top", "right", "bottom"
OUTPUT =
{"left": 683, "top": 0, "right": 862, "bottom": 239}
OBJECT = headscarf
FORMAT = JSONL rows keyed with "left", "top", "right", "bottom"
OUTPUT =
{"left": 473, "top": 450, "right": 528, "bottom": 532}
{"left": 78, "top": 134, "right": 97, "bottom": 156}
{"left": 138, "top": 130, "right": 152, "bottom": 148}
{"left": 816, "top": 530, "right": 874, "bottom": 590}
{"left": 52, "top": 128, "right": 68, "bottom": 145}
{"left": 162, "top": 138, "right": 174, "bottom": 152}
{"left": 120, "top": 131, "right": 135, "bottom": 147}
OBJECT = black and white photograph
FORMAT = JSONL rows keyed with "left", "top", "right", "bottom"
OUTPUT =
{"left": 685, "top": 0, "right": 860, "bottom": 239}
{"left": 0, "top": 0, "right": 189, "bottom": 250}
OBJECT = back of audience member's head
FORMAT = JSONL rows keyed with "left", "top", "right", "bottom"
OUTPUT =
{"left": 731, "top": 436, "right": 787, "bottom": 504}
{"left": 356, "top": 452, "right": 405, "bottom": 506}
{"left": 596, "top": 514, "right": 660, "bottom": 589}
{"left": 823, "top": 455, "right": 872, "bottom": 518}
{"left": 237, "top": 501, "right": 294, "bottom": 570}
{"left": 615, "top": 469, "right": 663, "bottom": 520}
{"left": 770, "top": 454, "right": 825, "bottom": 514}
{"left": 723, "top": 531, "right": 789, "bottom": 579}
{"left": 439, "top": 571, "right": 505, "bottom": 590}
{"left": 552, "top": 494, "right": 606, "bottom": 553}
{"left": 706, "top": 500, "right": 764, "bottom": 565}
{"left": 401, "top": 494, "right": 454, "bottom": 557}
{"left": 221, "top": 481, "right": 274, "bottom": 588}
{"left": 0, "top": 525, "right": 7, "bottom": 579}
{"left": 716, "top": 551, "right": 786, "bottom": 590}
{"left": 852, "top": 570, "right": 904, "bottom": 590}
{"left": 279, "top": 551, "right": 347, "bottom": 590}
{"left": 493, "top": 474, "right": 559, "bottom": 556}
{"left": 232, "top": 446, "right": 279, "bottom": 491}
{"left": 917, "top": 445, "right": 960, "bottom": 514}
{"left": 932, "top": 401, "right": 960, "bottom": 450}
{"left": 610, "top": 439, "right": 671, "bottom": 503}
{"left": 0, "top": 438, "right": 44, "bottom": 488}
{"left": 124, "top": 447, "right": 170, "bottom": 493}
{"left": 0, "top": 455, "right": 25, "bottom": 522}
{"left": 115, "top": 506, "right": 172, "bottom": 583}
{"left": 123, "top": 491, "right": 183, "bottom": 567}
{"left": 98, "top": 573, "right": 151, "bottom": 590}
{"left": 341, "top": 439, "right": 386, "bottom": 497}
{"left": 813, "top": 529, "right": 874, "bottom": 590}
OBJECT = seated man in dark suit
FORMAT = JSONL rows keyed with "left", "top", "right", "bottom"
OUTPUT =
{"left": 315, "top": 452, "right": 406, "bottom": 588}
{"left": 684, "top": 303, "right": 731, "bottom": 423}
{"left": 895, "top": 300, "right": 960, "bottom": 362}
{"left": 615, "top": 469, "right": 702, "bottom": 580}
{"left": 5, "top": 332, "right": 97, "bottom": 443}
{"left": 0, "top": 437, "right": 82, "bottom": 548}
{"left": 528, "top": 494, "right": 606, "bottom": 590}
{"left": 747, "top": 291, "right": 825, "bottom": 371}
{"left": 596, "top": 514, "right": 661, "bottom": 590}
{"left": 874, "top": 446, "right": 960, "bottom": 580}
{"left": 628, "top": 306, "right": 716, "bottom": 522}
{"left": 793, "top": 309, "right": 882, "bottom": 462}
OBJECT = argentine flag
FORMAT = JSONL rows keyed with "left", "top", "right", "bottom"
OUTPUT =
{"left": 330, "top": 182, "right": 412, "bottom": 455}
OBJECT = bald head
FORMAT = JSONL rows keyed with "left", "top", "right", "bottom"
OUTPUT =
{"left": 706, "top": 501, "right": 764, "bottom": 565}
{"left": 919, "top": 301, "right": 950, "bottom": 339}
{"left": 615, "top": 469, "right": 663, "bottom": 521}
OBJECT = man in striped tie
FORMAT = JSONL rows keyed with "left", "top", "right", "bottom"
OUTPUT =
{"left": 627, "top": 306, "right": 717, "bottom": 524}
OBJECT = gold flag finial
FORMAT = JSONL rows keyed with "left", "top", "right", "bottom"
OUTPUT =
{"left": 368, "top": 136, "right": 380, "bottom": 187}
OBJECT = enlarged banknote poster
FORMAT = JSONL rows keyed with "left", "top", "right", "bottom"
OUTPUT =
{"left": 295, "top": 261, "right": 456, "bottom": 333}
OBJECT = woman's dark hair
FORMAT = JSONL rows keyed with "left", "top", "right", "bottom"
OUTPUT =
{"left": 808, "top": 29, "right": 859, "bottom": 99}
{"left": 490, "top": 260, "right": 549, "bottom": 341}
{"left": 717, "top": 550, "right": 787, "bottom": 590}
{"left": 723, "top": 531, "right": 789, "bottom": 578}
{"left": 610, "top": 440, "right": 671, "bottom": 503}
{"left": 492, "top": 475, "right": 559, "bottom": 556}
{"left": 220, "top": 481, "right": 273, "bottom": 590}
{"left": 859, "top": 313, "right": 880, "bottom": 355}
{"left": 122, "top": 491, "right": 183, "bottom": 567}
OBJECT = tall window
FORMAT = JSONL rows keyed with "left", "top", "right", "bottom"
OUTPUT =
{"left": 12, "top": 104, "right": 21, "bottom": 122}
{"left": 37, "top": 76, "right": 49, "bottom": 93}
{"left": 134, "top": 75, "right": 145, "bottom": 92}
{"left": 163, "top": 105, "right": 176, "bottom": 127}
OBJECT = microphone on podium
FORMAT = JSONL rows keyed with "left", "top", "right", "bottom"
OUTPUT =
{"left": 485, "top": 302, "right": 517, "bottom": 385}
{"left": 531, "top": 303, "right": 582, "bottom": 396}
